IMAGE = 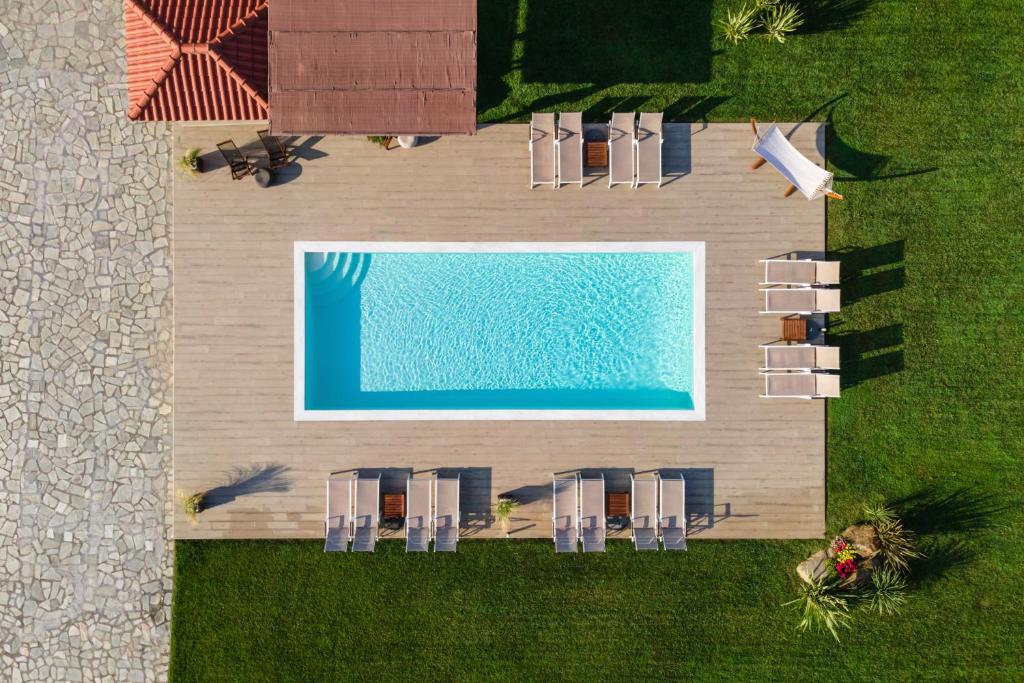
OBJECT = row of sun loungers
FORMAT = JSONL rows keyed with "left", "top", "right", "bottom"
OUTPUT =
{"left": 530, "top": 112, "right": 664, "bottom": 189}
{"left": 759, "top": 258, "right": 841, "bottom": 314}
{"left": 553, "top": 473, "right": 687, "bottom": 553}
{"left": 325, "top": 474, "right": 460, "bottom": 553}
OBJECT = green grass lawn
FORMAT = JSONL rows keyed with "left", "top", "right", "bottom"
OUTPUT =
{"left": 171, "top": 1, "right": 1023, "bottom": 679}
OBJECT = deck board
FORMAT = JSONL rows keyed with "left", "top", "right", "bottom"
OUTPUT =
{"left": 173, "top": 122, "right": 828, "bottom": 540}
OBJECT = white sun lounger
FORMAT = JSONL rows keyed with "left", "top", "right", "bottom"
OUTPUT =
{"left": 761, "top": 372, "right": 841, "bottom": 399}
{"left": 659, "top": 474, "right": 687, "bottom": 551}
{"left": 552, "top": 476, "right": 579, "bottom": 553}
{"left": 324, "top": 477, "right": 354, "bottom": 552}
{"left": 761, "top": 287, "right": 841, "bottom": 314}
{"left": 579, "top": 474, "right": 606, "bottom": 553}
{"left": 635, "top": 112, "right": 663, "bottom": 188}
{"left": 530, "top": 113, "right": 556, "bottom": 189}
{"left": 556, "top": 112, "right": 583, "bottom": 189}
{"left": 760, "top": 259, "right": 840, "bottom": 286}
{"left": 433, "top": 474, "right": 460, "bottom": 552}
{"left": 760, "top": 344, "right": 840, "bottom": 372}
{"left": 352, "top": 474, "right": 380, "bottom": 552}
{"left": 405, "top": 478, "right": 432, "bottom": 553}
{"left": 608, "top": 112, "right": 636, "bottom": 187}
{"left": 751, "top": 119, "right": 843, "bottom": 200}
{"left": 631, "top": 474, "right": 659, "bottom": 551}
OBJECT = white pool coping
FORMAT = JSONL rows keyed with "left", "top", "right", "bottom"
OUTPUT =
{"left": 294, "top": 241, "right": 705, "bottom": 421}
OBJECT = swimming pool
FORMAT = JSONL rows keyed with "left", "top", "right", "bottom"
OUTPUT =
{"left": 295, "top": 242, "right": 704, "bottom": 420}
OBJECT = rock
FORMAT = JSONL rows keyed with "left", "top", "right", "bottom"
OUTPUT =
{"left": 840, "top": 523, "right": 880, "bottom": 558}
{"left": 797, "top": 549, "right": 831, "bottom": 584}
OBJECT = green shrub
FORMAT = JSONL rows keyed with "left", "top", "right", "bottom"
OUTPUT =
{"left": 179, "top": 490, "right": 205, "bottom": 522}
{"left": 178, "top": 148, "right": 201, "bottom": 175}
{"left": 718, "top": 4, "right": 758, "bottom": 45}
{"left": 863, "top": 568, "right": 908, "bottom": 616}
{"left": 864, "top": 504, "right": 924, "bottom": 573}
{"left": 784, "top": 579, "right": 851, "bottom": 642}
{"left": 761, "top": 2, "right": 804, "bottom": 43}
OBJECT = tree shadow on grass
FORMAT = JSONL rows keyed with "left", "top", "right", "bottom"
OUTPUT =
{"left": 796, "top": 0, "right": 875, "bottom": 34}
{"left": 908, "top": 537, "right": 976, "bottom": 587}
{"left": 204, "top": 463, "right": 292, "bottom": 509}
{"left": 889, "top": 488, "right": 1007, "bottom": 536}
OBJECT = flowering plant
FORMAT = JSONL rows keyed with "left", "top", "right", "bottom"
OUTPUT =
{"left": 830, "top": 536, "right": 858, "bottom": 580}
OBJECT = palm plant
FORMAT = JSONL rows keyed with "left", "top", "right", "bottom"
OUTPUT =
{"left": 178, "top": 148, "right": 202, "bottom": 176}
{"left": 784, "top": 579, "right": 851, "bottom": 642}
{"left": 718, "top": 4, "right": 758, "bottom": 45}
{"left": 864, "top": 504, "right": 924, "bottom": 573}
{"left": 863, "top": 567, "right": 908, "bottom": 616}
{"left": 761, "top": 2, "right": 804, "bottom": 43}
{"left": 179, "top": 489, "right": 205, "bottom": 522}
{"left": 494, "top": 497, "right": 519, "bottom": 537}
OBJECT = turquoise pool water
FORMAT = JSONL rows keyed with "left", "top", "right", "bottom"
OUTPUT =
{"left": 302, "top": 249, "right": 698, "bottom": 413}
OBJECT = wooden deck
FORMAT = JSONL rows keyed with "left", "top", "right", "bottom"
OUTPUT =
{"left": 172, "top": 122, "right": 828, "bottom": 541}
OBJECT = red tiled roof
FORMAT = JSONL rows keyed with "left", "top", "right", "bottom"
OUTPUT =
{"left": 125, "top": 0, "right": 269, "bottom": 121}
{"left": 268, "top": 0, "right": 477, "bottom": 136}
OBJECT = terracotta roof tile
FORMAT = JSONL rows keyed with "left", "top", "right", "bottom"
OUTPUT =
{"left": 125, "top": 0, "right": 269, "bottom": 121}
{"left": 268, "top": 0, "right": 477, "bottom": 136}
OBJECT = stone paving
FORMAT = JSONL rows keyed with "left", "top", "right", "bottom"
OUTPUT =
{"left": 0, "top": 0, "right": 173, "bottom": 680}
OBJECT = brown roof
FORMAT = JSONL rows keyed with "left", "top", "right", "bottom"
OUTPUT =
{"left": 268, "top": 0, "right": 477, "bottom": 135}
{"left": 125, "top": 0, "right": 269, "bottom": 121}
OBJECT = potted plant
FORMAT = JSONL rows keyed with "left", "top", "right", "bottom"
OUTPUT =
{"left": 494, "top": 497, "right": 519, "bottom": 538}
{"left": 178, "top": 148, "right": 204, "bottom": 175}
{"left": 178, "top": 489, "right": 206, "bottom": 523}
{"left": 367, "top": 136, "right": 394, "bottom": 150}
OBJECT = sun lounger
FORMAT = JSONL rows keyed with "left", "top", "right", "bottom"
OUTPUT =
{"left": 751, "top": 119, "right": 843, "bottom": 200}
{"left": 659, "top": 474, "right": 687, "bottom": 551}
{"left": 579, "top": 474, "right": 606, "bottom": 553}
{"left": 530, "top": 113, "right": 556, "bottom": 189}
{"left": 635, "top": 112, "right": 664, "bottom": 188}
{"left": 405, "top": 478, "right": 431, "bottom": 553}
{"left": 257, "top": 129, "right": 290, "bottom": 170}
{"left": 760, "top": 344, "right": 840, "bottom": 371}
{"left": 216, "top": 139, "right": 253, "bottom": 180}
{"left": 556, "top": 112, "right": 583, "bottom": 188}
{"left": 552, "top": 476, "right": 579, "bottom": 553}
{"left": 761, "top": 287, "right": 841, "bottom": 314}
{"left": 352, "top": 474, "right": 380, "bottom": 552}
{"left": 761, "top": 372, "right": 841, "bottom": 399}
{"left": 433, "top": 475, "right": 460, "bottom": 552}
{"left": 324, "top": 477, "right": 353, "bottom": 552}
{"left": 608, "top": 112, "right": 636, "bottom": 188}
{"left": 760, "top": 259, "right": 840, "bottom": 286}
{"left": 631, "top": 474, "right": 659, "bottom": 551}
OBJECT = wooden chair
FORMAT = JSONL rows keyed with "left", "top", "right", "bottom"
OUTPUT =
{"left": 216, "top": 139, "right": 253, "bottom": 180}
{"left": 257, "top": 130, "right": 290, "bottom": 170}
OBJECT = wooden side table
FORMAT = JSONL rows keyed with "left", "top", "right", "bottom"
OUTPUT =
{"left": 781, "top": 316, "right": 807, "bottom": 343}
{"left": 607, "top": 492, "right": 630, "bottom": 517}
{"left": 584, "top": 140, "right": 608, "bottom": 168}
{"left": 382, "top": 493, "right": 405, "bottom": 519}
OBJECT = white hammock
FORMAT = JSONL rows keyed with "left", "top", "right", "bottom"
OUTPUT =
{"left": 752, "top": 121, "right": 840, "bottom": 200}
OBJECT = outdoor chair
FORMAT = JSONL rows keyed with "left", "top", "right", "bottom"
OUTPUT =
{"left": 659, "top": 474, "right": 687, "bottom": 551}
{"left": 761, "top": 372, "right": 841, "bottom": 399}
{"left": 529, "top": 113, "right": 556, "bottom": 189}
{"left": 761, "top": 287, "right": 841, "bottom": 314}
{"left": 352, "top": 474, "right": 381, "bottom": 552}
{"left": 760, "top": 259, "right": 840, "bottom": 286}
{"left": 433, "top": 474, "right": 460, "bottom": 552}
{"left": 324, "top": 477, "right": 354, "bottom": 552}
{"left": 216, "top": 139, "right": 253, "bottom": 180}
{"left": 608, "top": 112, "right": 636, "bottom": 187}
{"left": 405, "top": 478, "right": 432, "bottom": 552}
{"left": 556, "top": 112, "right": 583, "bottom": 188}
{"left": 257, "top": 129, "right": 290, "bottom": 170}
{"left": 552, "top": 476, "right": 579, "bottom": 553}
{"left": 579, "top": 474, "right": 606, "bottom": 552}
{"left": 760, "top": 344, "right": 840, "bottom": 372}
{"left": 750, "top": 119, "right": 843, "bottom": 200}
{"left": 630, "top": 474, "right": 659, "bottom": 551}
{"left": 635, "top": 112, "right": 664, "bottom": 188}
